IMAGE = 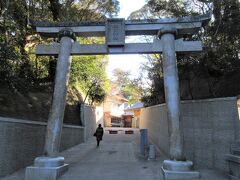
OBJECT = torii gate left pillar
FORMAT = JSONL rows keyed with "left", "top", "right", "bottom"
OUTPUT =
{"left": 25, "top": 29, "right": 75, "bottom": 180}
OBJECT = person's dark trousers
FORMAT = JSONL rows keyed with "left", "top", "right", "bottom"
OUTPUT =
{"left": 97, "top": 137, "right": 101, "bottom": 147}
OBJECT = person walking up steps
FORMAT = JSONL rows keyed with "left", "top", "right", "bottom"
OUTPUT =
{"left": 94, "top": 124, "right": 104, "bottom": 147}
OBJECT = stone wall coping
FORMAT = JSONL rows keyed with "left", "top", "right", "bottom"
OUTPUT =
{"left": 63, "top": 124, "right": 84, "bottom": 129}
{"left": 180, "top": 96, "right": 237, "bottom": 104}
{"left": 0, "top": 117, "right": 84, "bottom": 129}
{"left": 142, "top": 97, "right": 237, "bottom": 109}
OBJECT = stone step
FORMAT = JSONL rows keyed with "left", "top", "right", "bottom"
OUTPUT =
{"left": 34, "top": 157, "right": 65, "bottom": 167}
{"left": 163, "top": 160, "right": 194, "bottom": 171}
{"left": 161, "top": 167, "right": 200, "bottom": 179}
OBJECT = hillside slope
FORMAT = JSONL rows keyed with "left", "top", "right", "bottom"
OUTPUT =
{"left": 0, "top": 86, "right": 83, "bottom": 125}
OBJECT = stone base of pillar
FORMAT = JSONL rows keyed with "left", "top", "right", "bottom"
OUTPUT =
{"left": 161, "top": 160, "right": 200, "bottom": 179}
{"left": 25, "top": 156, "right": 68, "bottom": 180}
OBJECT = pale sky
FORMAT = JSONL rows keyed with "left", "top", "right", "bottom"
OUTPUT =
{"left": 106, "top": 0, "right": 146, "bottom": 80}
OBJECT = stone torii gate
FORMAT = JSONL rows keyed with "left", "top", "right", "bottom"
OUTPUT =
{"left": 25, "top": 14, "right": 210, "bottom": 180}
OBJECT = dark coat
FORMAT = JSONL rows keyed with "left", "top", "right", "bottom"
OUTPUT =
{"left": 95, "top": 127, "right": 104, "bottom": 140}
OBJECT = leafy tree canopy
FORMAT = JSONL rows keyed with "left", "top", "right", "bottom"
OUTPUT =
{"left": 129, "top": 0, "right": 240, "bottom": 106}
{"left": 111, "top": 68, "right": 144, "bottom": 104}
{"left": 0, "top": 0, "right": 119, "bottom": 104}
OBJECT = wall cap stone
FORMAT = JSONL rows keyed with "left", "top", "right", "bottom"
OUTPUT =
{"left": 181, "top": 96, "right": 237, "bottom": 104}
{"left": 0, "top": 117, "right": 84, "bottom": 129}
{"left": 142, "top": 96, "right": 237, "bottom": 109}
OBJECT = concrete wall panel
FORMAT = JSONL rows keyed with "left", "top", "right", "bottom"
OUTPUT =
{"left": 140, "top": 104, "right": 170, "bottom": 156}
{"left": 81, "top": 104, "right": 97, "bottom": 141}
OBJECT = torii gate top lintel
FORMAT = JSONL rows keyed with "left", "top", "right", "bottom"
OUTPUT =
{"left": 35, "top": 14, "right": 211, "bottom": 56}
{"left": 32, "top": 13, "right": 211, "bottom": 37}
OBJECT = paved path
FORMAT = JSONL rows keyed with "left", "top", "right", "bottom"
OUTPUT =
{"left": 1, "top": 128, "right": 228, "bottom": 180}
{"left": 60, "top": 128, "right": 163, "bottom": 180}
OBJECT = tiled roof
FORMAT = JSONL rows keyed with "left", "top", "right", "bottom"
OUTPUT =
{"left": 124, "top": 102, "right": 144, "bottom": 111}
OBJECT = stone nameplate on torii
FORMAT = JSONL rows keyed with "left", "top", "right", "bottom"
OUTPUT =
{"left": 106, "top": 18, "right": 125, "bottom": 46}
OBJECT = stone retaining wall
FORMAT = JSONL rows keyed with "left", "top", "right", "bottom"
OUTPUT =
{"left": 140, "top": 97, "right": 240, "bottom": 172}
{"left": 0, "top": 117, "right": 84, "bottom": 178}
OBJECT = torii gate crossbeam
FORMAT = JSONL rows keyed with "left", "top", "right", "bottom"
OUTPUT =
{"left": 36, "top": 40, "right": 202, "bottom": 55}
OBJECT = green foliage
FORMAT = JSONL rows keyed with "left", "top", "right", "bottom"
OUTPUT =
{"left": 139, "top": 55, "right": 165, "bottom": 106}
{"left": 148, "top": 0, "right": 194, "bottom": 17}
{"left": 112, "top": 68, "right": 131, "bottom": 90}
{"left": 205, "top": 0, "right": 240, "bottom": 74}
{"left": 70, "top": 40, "right": 109, "bottom": 105}
{"left": 132, "top": 0, "right": 240, "bottom": 106}
{"left": 71, "top": 55, "right": 108, "bottom": 104}
{"left": 88, "top": 84, "right": 106, "bottom": 105}
{"left": 112, "top": 68, "right": 144, "bottom": 104}
{"left": 0, "top": 0, "right": 35, "bottom": 92}
{"left": 129, "top": 0, "right": 202, "bottom": 19}
{"left": 123, "top": 79, "right": 144, "bottom": 104}
{"left": 0, "top": 0, "right": 119, "bottom": 103}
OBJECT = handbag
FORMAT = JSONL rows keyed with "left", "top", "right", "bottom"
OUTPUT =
{"left": 93, "top": 132, "right": 96, "bottom": 136}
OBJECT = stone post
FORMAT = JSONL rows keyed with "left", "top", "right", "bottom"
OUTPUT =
{"left": 25, "top": 29, "right": 75, "bottom": 180}
{"left": 159, "top": 28, "right": 199, "bottom": 179}
{"left": 140, "top": 129, "right": 148, "bottom": 156}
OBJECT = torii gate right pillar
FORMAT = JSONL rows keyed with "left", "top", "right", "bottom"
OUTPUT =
{"left": 160, "top": 28, "right": 184, "bottom": 161}
{"left": 160, "top": 28, "right": 200, "bottom": 179}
